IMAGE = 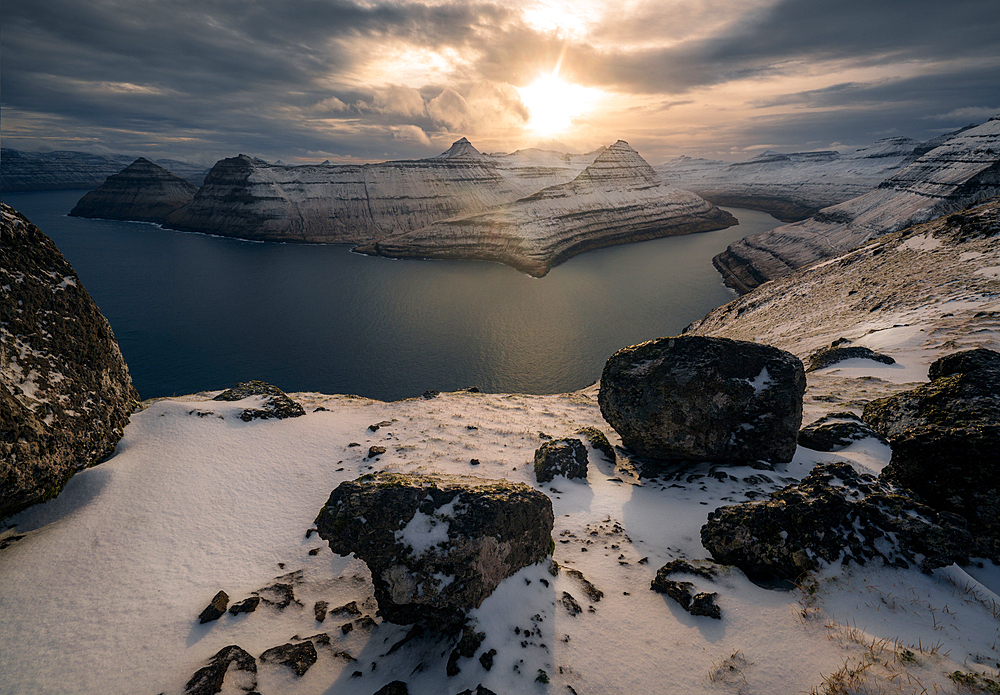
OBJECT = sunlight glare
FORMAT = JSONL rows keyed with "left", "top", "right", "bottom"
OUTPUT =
{"left": 517, "top": 73, "right": 600, "bottom": 136}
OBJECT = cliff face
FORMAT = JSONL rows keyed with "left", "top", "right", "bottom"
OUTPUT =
{"left": 163, "top": 140, "right": 562, "bottom": 243}
{"left": 1, "top": 203, "right": 139, "bottom": 519}
{"left": 358, "top": 141, "right": 737, "bottom": 277}
{"left": 1, "top": 148, "right": 207, "bottom": 191}
{"left": 69, "top": 158, "right": 199, "bottom": 222}
{"left": 654, "top": 136, "right": 932, "bottom": 222}
{"left": 712, "top": 117, "right": 1000, "bottom": 293}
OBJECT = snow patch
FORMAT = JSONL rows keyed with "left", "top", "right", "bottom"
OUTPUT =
{"left": 394, "top": 496, "right": 459, "bottom": 557}
{"left": 975, "top": 265, "right": 1000, "bottom": 280}
{"left": 902, "top": 234, "right": 942, "bottom": 251}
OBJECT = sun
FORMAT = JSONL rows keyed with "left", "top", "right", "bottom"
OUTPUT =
{"left": 517, "top": 72, "right": 600, "bottom": 136}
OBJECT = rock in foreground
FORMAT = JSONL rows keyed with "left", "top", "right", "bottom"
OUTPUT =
{"left": 864, "top": 348, "right": 1000, "bottom": 562}
{"left": 701, "top": 462, "right": 974, "bottom": 580}
{"left": 599, "top": 335, "right": 805, "bottom": 463}
{"left": 1, "top": 203, "right": 139, "bottom": 519}
{"left": 212, "top": 380, "right": 305, "bottom": 421}
{"left": 315, "top": 472, "right": 554, "bottom": 631}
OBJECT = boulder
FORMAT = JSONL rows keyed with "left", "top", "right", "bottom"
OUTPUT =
{"left": 373, "top": 682, "right": 409, "bottom": 695}
{"left": 212, "top": 380, "right": 304, "bottom": 422}
{"left": 315, "top": 472, "right": 554, "bottom": 631}
{"left": 1, "top": 203, "right": 139, "bottom": 519}
{"left": 183, "top": 644, "right": 257, "bottom": 695}
{"left": 701, "top": 462, "right": 974, "bottom": 580}
{"left": 650, "top": 560, "right": 721, "bottom": 619}
{"left": 533, "top": 438, "right": 588, "bottom": 483}
{"left": 598, "top": 336, "right": 805, "bottom": 463}
{"left": 863, "top": 349, "right": 1000, "bottom": 561}
{"left": 575, "top": 426, "right": 616, "bottom": 464}
{"left": 797, "top": 412, "right": 887, "bottom": 452}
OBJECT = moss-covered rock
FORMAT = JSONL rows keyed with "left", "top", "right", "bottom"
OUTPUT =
{"left": 599, "top": 335, "right": 805, "bottom": 463}
{"left": 864, "top": 348, "right": 1000, "bottom": 562}
{"left": 1, "top": 203, "right": 139, "bottom": 519}
{"left": 797, "top": 412, "right": 887, "bottom": 452}
{"left": 213, "top": 380, "right": 305, "bottom": 422}
{"left": 701, "top": 462, "right": 974, "bottom": 581}
{"left": 534, "top": 438, "right": 588, "bottom": 483}
{"left": 314, "top": 473, "right": 554, "bottom": 631}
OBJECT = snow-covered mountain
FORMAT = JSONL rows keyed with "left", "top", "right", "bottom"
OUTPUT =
{"left": 162, "top": 139, "right": 601, "bottom": 245}
{"left": 712, "top": 117, "right": 1000, "bottom": 293}
{"left": 0, "top": 148, "right": 207, "bottom": 191}
{"left": 69, "top": 158, "right": 198, "bottom": 222}
{"left": 358, "top": 141, "right": 737, "bottom": 277}
{"left": 654, "top": 135, "right": 944, "bottom": 222}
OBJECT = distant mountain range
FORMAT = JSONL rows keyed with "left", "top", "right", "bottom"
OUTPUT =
{"left": 65, "top": 137, "right": 736, "bottom": 277}
{"left": 653, "top": 125, "right": 978, "bottom": 222}
{"left": 0, "top": 148, "right": 208, "bottom": 192}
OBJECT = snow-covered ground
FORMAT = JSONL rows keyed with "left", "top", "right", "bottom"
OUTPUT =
{"left": 3, "top": 203, "right": 1000, "bottom": 694}
{"left": 1, "top": 380, "right": 998, "bottom": 694}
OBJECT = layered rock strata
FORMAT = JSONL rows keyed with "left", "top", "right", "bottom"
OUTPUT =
{"left": 713, "top": 117, "right": 1000, "bottom": 293}
{"left": 164, "top": 138, "right": 594, "bottom": 244}
{"left": 655, "top": 135, "right": 939, "bottom": 222}
{"left": 1, "top": 203, "right": 139, "bottom": 518}
{"left": 69, "top": 157, "right": 198, "bottom": 222}
{"left": 359, "top": 141, "right": 737, "bottom": 276}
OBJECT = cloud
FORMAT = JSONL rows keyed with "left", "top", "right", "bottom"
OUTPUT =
{"left": 389, "top": 125, "right": 432, "bottom": 146}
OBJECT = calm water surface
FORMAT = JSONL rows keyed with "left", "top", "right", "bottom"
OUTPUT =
{"left": 4, "top": 190, "right": 777, "bottom": 400}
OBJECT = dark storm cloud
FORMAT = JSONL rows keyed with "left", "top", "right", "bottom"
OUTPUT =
{"left": 561, "top": 0, "right": 1000, "bottom": 93}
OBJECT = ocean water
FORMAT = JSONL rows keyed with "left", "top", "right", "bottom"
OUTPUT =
{"left": 4, "top": 190, "right": 778, "bottom": 401}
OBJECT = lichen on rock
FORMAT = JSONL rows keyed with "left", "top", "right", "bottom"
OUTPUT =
{"left": 314, "top": 472, "right": 554, "bottom": 631}
{"left": 599, "top": 335, "right": 805, "bottom": 463}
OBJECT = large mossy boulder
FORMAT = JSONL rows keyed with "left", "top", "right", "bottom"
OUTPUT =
{"left": 315, "top": 472, "right": 554, "bottom": 631}
{"left": 212, "top": 380, "right": 305, "bottom": 422}
{"left": 534, "top": 438, "right": 588, "bottom": 483}
{"left": 599, "top": 335, "right": 805, "bottom": 463}
{"left": 1, "top": 203, "right": 139, "bottom": 519}
{"left": 701, "top": 462, "right": 974, "bottom": 580}
{"left": 863, "top": 348, "right": 1000, "bottom": 562}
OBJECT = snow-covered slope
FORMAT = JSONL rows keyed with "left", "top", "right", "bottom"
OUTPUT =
{"left": 654, "top": 136, "right": 936, "bottom": 222}
{"left": 712, "top": 117, "right": 1000, "bottom": 293}
{"left": 358, "top": 141, "right": 737, "bottom": 277}
{"left": 3, "top": 202, "right": 999, "bottom": 695}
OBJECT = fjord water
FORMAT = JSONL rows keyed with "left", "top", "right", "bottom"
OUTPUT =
{"left": 5, "top": 191, "right": 778, "bottom": 401}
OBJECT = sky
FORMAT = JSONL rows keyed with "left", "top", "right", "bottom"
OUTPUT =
{"left": 2, "top": 0, "right": 998, "bottom": 166}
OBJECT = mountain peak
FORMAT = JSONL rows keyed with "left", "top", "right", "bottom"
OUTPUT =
{"left": 436, "top": 138, "right": 484, "bottom": 160}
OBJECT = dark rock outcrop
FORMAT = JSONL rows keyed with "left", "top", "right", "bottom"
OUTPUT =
{"left": 797, "top": 412, "right": 887, "bottom": 452}
{"left": 212, "top": 380, "right": 305, "bottom": 421}
{"left": 183, "top": 645, "right": 257, "bottom": 695}
{"left": 575, "top": 426, "right": 616, "bottom": 464}
{"left": 651, "top": 560, "right": 722, "bottom": 619}
{"left": 259, "top": 641, "right": 317, "bottom": 677}
{"left": 806, "top": 341, "right": 896, "bottom": 372}
{"left": 315, "top": 472, "right": 554, "bottom": 631}
{"left": 69, "top": 158, "right": 198, "bottom": 223}
{"left": 373, "top": 682, "right": 409, "bottom": 695}
{"left": 864, "top": 348, "right": 1000, "bottom": 562}
{"left": 1, "top": 203, "right": 139, "bottom": 519}
{"left": 701, "top": 462, "right": 974, "bottom": 580}
{"left": 534, "top": 438, "right": 588, "bottom": 483}
{"left": 598, "top": 336, "right": 805, "bottom": 463}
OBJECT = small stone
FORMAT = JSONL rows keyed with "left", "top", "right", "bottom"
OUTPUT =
{"left": 479, "top": 648, "right": 497, "bottom": 671}
{"left": 367, "top": 446, "right": 387, "bottom": 459}
{"left": 560, "top": 591, "right": 582, "bottom": 617}
{"left": 314, "top": 601, "right": 328, "bottom": 622}
{"left": 227, "top": 596, "right": 260, "bottom": 616}
{"left": 198, "top": 591, "right": 229, "bottom": 624}
{"left": 341, "top": 622, "right": 354, "bottom": 635}
{"left": 183, "top": 645, "right": 257, "bottom": 695}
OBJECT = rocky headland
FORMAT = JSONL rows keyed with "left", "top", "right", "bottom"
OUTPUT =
{"left": 654, "top": 135, "right": 944, "bottom": 222}
{"left": 69, "top": 158, "right": 199, "bottom": 222}
{"left": 1, "top": 147, "right": 207, "bottom": 192}
{"left": 711, "top": 117, "right": 1000, "bottom": 293}
{"left": 356, "top": 141, "right": 737, "bottom": 277}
